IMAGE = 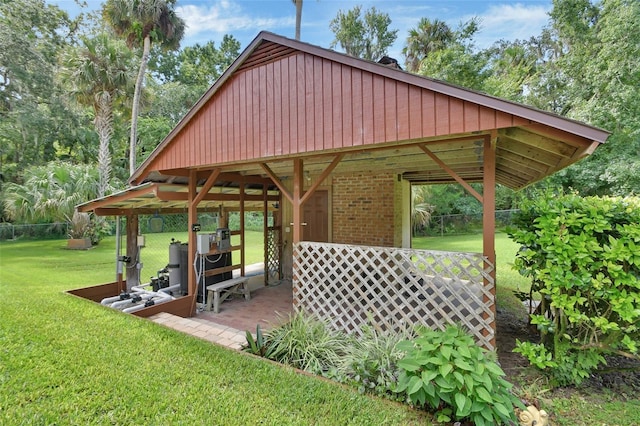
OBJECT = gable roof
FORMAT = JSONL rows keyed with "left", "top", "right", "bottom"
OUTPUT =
{"left": 130, "top": 31, "right": 609, "bottom": 190}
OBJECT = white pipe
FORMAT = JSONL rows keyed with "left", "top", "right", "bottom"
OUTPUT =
{"left": 109, "top": 292, "right": 155, "bottom": 309}
{"left": 122, "top": 294, "right": 173, "bottom": 313}
{"left": 131, "top": 284, "right": 152, "bottom": 292}
{"left": 101, "top": 288, "right": 151, "bottom": 305}
{"left": 158, "top": 284, "right": 181, "bottom": 295}
{"left": 101, "top": 295, "right": 123, "bottom": 305}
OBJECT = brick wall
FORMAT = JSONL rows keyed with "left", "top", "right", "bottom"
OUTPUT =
{"left": 332, "top": 172, "right": 396, "bottom": 247}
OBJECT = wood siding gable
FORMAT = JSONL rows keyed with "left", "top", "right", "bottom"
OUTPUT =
{"left": 143, "top": 42, "right": 528, "bottom": 175}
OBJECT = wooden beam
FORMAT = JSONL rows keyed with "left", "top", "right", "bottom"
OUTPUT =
{"left": 261, "top": 163, "right": 293, "bottom": 203}
{"left": 300, "top": 154, "right": 343, "bottom": 205}
{"left": 156, "top": 191, "right": 279, "bottom": 202}
{"left": 192, "top": 168, "right": 221, "bottom": 206}
{"left": 419, "top": 145, "right": 484, "bottom": 203}
{"left": 292, "top": 159, "right": 303, "bottom": 244}
{"left": 77, "top": 184, "right": 156, "bottom": 213}
{"left": 521, "top": 122, "right": 596, "bottom": 148}
{"left": 483, "top": 133, "right": 497, "bottom": 349}
{"left": 188, "top": 170, "right": 198, "bottom": 316}
{"left": 204, "top": 171, "right": 275, "bottom": 186}
{"left": 500, "top": 137, "right": 566, "bottom": 167}
{"left": 239, "top": 178, "right": 245, "bottom": 277}
{"left": 263, "top": 182, "right": 269, "bottom": 285}
{"left": 125, "top": 214, "right": 139, "bottom": 291}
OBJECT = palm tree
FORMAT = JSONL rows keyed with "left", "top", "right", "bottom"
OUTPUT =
{"left": 2, "top": 162, "right": 99, "bottom": 223}
{"left": 402, "top": 18, "right": 454, "bottom": 73}
{"left": 60, "top": 34, "right": 134, "bottom": 197}
{"left": 411, "top": 185, "right": 434, "bottom": 236}
{"left": 103, "top": 0, "right": 185, "bottom": 176}
{"left": 292, "top": 0, "right": 303, "bottom": 40}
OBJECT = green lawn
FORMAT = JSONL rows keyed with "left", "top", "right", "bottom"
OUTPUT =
{"left": 0, "top": 237, "right": 427, "bottom": 425}
{"left": 413, "top": 231, "right": 531, "bottom": 313}
{"left": 1, "top": 234, "right": 637, "bottom": 425}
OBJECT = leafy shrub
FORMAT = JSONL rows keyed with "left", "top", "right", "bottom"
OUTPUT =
{"left": 336, "top": 323, "right": 411, "bottom": 398}
{"left": 509, "top": 192, "right": 640, "bottom": 385}
{"left": 259, "top": 311, "right": 348, "bottom": 375}
{"left": 393, "top": 325, "right": 523, "bottom": 425}
{"left": 244, "top": 324, "right": 268, "bottom": 357}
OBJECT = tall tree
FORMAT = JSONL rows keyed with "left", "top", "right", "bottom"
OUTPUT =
{"left": 483, "top": 40, "right": 538, "bottom": 102}
{"left": 402, "top": 18, "right": 454, "bottom": 73}
{"left": 150, "top": 36, "right": 241, "bottom": 88}
{"left": 531, "top": 0, "right": 640, "bottom": 195}
{"left": 103, "top": 0, "right": 185, "bottom": 176}
{"left": 329, "top": 6, "right": 398, "bottom": 61}
{"left": 0, "top": 0, "right": 82, "bottom": 183}
{"left": 60, "top": 34, "right": 134, "bottom": 197}
{"left": 292, "top": 0, "right": 303, "bottom": 40}
{"left": 416, "top": 19, "right": 486, "bottom": 90}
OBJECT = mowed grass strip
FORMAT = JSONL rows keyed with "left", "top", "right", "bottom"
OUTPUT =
{"left": 0, "top": 238, "right": 428, "bottom": 425}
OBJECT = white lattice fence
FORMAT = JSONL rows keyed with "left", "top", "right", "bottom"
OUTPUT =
{"left": 265, "top": 226, "right": 281, "bottom": 284}
{"left": 293, "top": 242, "right": 496, "bottom": 350}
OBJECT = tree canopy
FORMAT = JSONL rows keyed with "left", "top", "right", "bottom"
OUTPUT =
{"left": 329, "top": 6, "right": 398, "bottom": 61}
{"left": 1, "top": 0, "right": 639, "bottom": 224}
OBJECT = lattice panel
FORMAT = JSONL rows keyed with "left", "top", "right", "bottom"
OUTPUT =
{"left": 293, "top": 242, "right": 496, "bottom": 350}
{"left": 266, "top": 226, "right": 281, "bottom": 285}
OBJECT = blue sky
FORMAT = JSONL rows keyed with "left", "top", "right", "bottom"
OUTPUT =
{"left": 53, "top": 0, "right": 553, "bottom": 60}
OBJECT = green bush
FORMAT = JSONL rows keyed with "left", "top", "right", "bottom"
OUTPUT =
{"left": 336, "top": 323, "right": 411, "bottom": 399}
{"left": 258, "top": 311, "right": 348, "bottom": 375}
{"left": 393, "top": 325, "right": 523, "bottom": 425}
{"left": 508, "top": 192, "right": 640, "bottom": 385}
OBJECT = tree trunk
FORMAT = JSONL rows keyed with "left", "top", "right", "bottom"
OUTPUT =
{"left": 95, "top": 92, "right": 113, "bottom": 198}
{"left": 294, "top": 0, "right": 303, "bottom": 40}
{"left": 130, "top": 35, "right": 151, "bottom": 177}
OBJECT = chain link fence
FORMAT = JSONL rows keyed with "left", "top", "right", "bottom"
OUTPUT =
{"left": 419, "top": 209, "right": 520, "bottom": 237}
{"left": 0, "top": 222, "right": 69, "bottom": 241}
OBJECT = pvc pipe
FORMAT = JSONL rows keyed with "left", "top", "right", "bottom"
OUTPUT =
{"left": 131, "top": 284, "right": 152, "bottom": 292}
{"left": 122, "top": 294, "right": 173, "bottom": 313}
{"left": 109, "top": 292, "right": 155, "bottom": 309}
{"left": 158, "top": 284, "right": 181, "bottom": 295}
{"left": 101, "top": 295, "right": 124, "bottom": 305}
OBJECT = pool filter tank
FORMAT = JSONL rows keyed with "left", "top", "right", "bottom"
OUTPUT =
{"left": 168, "top": 239, "right": 181, "bottom": 288}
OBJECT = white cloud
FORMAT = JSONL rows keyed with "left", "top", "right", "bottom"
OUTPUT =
{"left": 177, "top": 1, "right": 294, "bottom": 38}
{"left": 471, "top": 3, "right": 551, "bottom": 46}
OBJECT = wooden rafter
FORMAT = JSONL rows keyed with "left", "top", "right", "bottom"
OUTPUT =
{"left": 260, "top": 163, "right": 293, "bottom": 203}
{"left": 192, "top": 169, "right": 221, "bottom": 206}
{"left": 300, "top": 154, "right": 343, "bottom": 205}
{"left": 418, "top": 144, "right": 483, "bottom": 203}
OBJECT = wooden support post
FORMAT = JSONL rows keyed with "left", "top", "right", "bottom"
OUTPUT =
{"left": 483, "top": 133, "right": 497, "bottom": 349}
{"left": 239, "top": 177, "right": 245, "bottom": 277}
{"left": 263, "top": 182, "right": 269, "bottom": 285}
{"left": 292, "top": 158, "right": 304, "bottom": 244}
{"left": 188, "top": 170, "right": 198, "bottom": 316}
{"left": 125, "top": 214, "right": 139, "bottom": 291}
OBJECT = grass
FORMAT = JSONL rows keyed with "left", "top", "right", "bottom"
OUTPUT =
{"left": 413, "top": 231, "right": 531, "bottom": 313}
{"left": 0, "top": 237, "right": 428, "bottom": 425}
{"left": 2, "top": 233, "right": 638, "bottom": 425}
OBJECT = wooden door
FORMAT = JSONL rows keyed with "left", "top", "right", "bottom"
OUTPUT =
{"left": 303, "top": 190, "right": 329, "bottom": 242}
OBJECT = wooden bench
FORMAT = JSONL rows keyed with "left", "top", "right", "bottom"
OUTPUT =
{"left": 205, "top": 276, "right": 251, "bottom": 313}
